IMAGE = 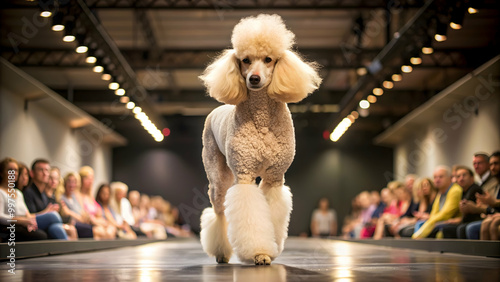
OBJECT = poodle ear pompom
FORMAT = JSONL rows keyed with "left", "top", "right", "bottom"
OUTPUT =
{"left": 268, "top": 50, "right": 322, "bottom": 103}
{"left": 199, "top": 49, "right": 247, "bottom": 105}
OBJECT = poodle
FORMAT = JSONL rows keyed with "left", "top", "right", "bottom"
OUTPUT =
{"left": 199, "top": 14, "right": 322, "bottom": 265}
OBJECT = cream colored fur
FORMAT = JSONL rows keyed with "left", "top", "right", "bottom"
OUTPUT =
{"left": 199, "top": 14, "right": 321, "bottom": 265}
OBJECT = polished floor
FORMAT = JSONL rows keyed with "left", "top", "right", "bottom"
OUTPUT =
{"left": 1, "top": 237, "right": 499, "bottom": 281}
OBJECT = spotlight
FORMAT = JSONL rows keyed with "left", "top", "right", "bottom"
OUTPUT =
{"left": 450, "top": 2, "right": 466, "bottom": 30}
{"left": 115, "top": 88, "right": 125, "bottom": 96}
{"left": 359, "top": 100, "right": 370, "bottom": 109}
{"left": 62, "top": 21, "right": 75, "bottom": 42}
{"left": 367, "top": 95, "right": 377, "bottom": 103}
{"left": 401, "top": 59, "right": 413, "bottom": 73}
{"left": 435, "top": 20, "right": 448, "bottom": 42}
{"left": 39, "top": 0, "right": 54, "bottom": 17}
{"left": 467, "top": 7, "right": 478, "bottom": 14}
{"left": 356, "top": 67, "right": 367, "bottom": 76}
{"left": 351, "top": 111, "right": 359, "bottom": 119}
{"left": 392, "top": 71, "right": 403, "bottom": 82}
{"left": 410, "top": 49, "right": 422, "bottom": 65}
{"left": 467, "top": 0, "right": 481, "bottom": 14}
{"left": 75, "top": 34, "right": 88, "bottom": 53}
{"left": 126, "top": 102, "right": 135, "bottom": 109}
{"left": 86, "top": 49, "right": 96, "bottom": 64}
{"left": 422, "top": 37, "right": 433, "bottom": 54}
{"left": 373, "top": 87, "right": 384, "bottom": 96}
{"left": 92, "top": 59, "right": 103, "bottom": 73}
{"left": 51, "top": 12, "right": 64, "bottom": 31}
{"left": 382, "top": 80, "right": 394, "bottom": 89}
{"left": 133, "top": 107, "right": 142, "bottom": 114}
{"left": 120, "top": 96, "right": 130, "bottom": 103}
{"left": 109, "top": 81, "right": 120, "bottom": 90}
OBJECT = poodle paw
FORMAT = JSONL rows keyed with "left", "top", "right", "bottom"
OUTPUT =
{"left": 216, "top": 255, "right": 229, "bottom": 264}
{"left": 254, "top": 254, "right": 271, "bottom": 265}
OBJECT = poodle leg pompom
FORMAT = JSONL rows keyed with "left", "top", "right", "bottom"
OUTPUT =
{"left": 200, "top": 207, "right": 233, "bottom": 263}
{"left": 224, "top": 184, "right": 278, "bottom": 264}
{"left": 263, "top": 185, "right": 293, "bottom": 255}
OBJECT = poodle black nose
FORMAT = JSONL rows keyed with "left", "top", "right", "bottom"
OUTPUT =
{"left": 249, "top": 75, "right": 261, "bottom": 85}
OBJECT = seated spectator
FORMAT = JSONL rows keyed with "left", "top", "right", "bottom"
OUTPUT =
{"left": 22, "top": 159, "right": 67, "bottom": 240}
{"left": 135, "top": 194, "right": 167, "bottom": 239}
{"left": 341, "top": 195, "right": 362, "bottom": 238}
{"left": 16, "top": 162, "right": 30, "bottom": 191}
{"left": 463, "top": 151, "right": 500, "bottom": 239}
{"left": 96, "top": 184, "right": 136, "bottom": 239}
{"left": 110, "top": 181, "right": 146, "bottom": 237}
{"left": 0, "top": 157, "right": 47, "bottom": 241}
{"left": 45, "top": 167, "right": 77, "bottom": 240}
{"left": 479, "top": 151, "right": 500, "bottom": 240}
{"left": 370, "top": 190, "right": 385, "bottom": 219}
{"left": 79, "top": 166, "right": 117, "bottom": 239}
{"left": 412, "top": 165, "right": 462, "bottom": 239}
{"left": 399, "top": 177, "right": 437, "bottom": 237}
{"left": 440, "top": 166, "right": 483, "bottom": 238}
{"left": 373, "top": 187, "right": 401, "bottom": 239}
{"left": 310, "top": 197, "right": 337, "bottom": 237}
{"left": 473, "top": 152, "right": 498, "bottom": 195}
{"left": 60, "top": 172, "right": 110, "bottom": 239}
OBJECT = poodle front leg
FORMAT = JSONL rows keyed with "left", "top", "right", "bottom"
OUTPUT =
{"left": 260, "top": 178, "right": 293, "bottom": 256}
{"left": 224, "top": 183, "right": 278, "bottom": 264}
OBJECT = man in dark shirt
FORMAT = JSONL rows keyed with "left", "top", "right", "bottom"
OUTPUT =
{"left": 23, "top": 159, "right": 59, "bottom": 214}
{"left": 441, "top": 165, "right": 483, "bottom": 238}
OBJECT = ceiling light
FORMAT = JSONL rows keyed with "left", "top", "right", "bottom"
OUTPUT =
{"left": 356, "top": 67, "right": 367, "bottom": 76}
{"left": 126, "top": 102, "right": 135, "bottom": 109}
{"left": 75, "top": 34, "right": 88, "bottom": 53}
{"left": 434, "top": 20, "right": 448, "bottom": 42}
{"left": 401, "top": 64, "right": 413, "bottom": 73}
{"left": 101, "top": 73, "right": 112, "bottom": 81}
{"left": 120, "top": 96, "right": 130, "bottom": 103}
{"left": 51, "top": 12, "right": 64, "bottom": 31}
{"left": 109, "top": 82, "right": 120, "bottom": 90}
{"left": 392, "top": 73, "right": 402, "bottom": 82}
{"left": 367, "top": 95, "right": 377, "bottom": 103}
{"left": 351, "top": 111, "right": 359, "bottom": 119}
{"left": 115, "top": 88, "right": 125, "bottom": 96}
{"left": 373, "top": 87, "right": 384, "bottom": 96}
{"left": 382, "top": 80, "right": 394, "bottom": 89}
{"left": 410, "top": 57, "right": 422, "bottom": 65}
{"left": 133, "top": 107, "right": 142, "bottom": 114}
{"left": 468, "top": 7, "right": 478, "bottom": 14}
{"left": 86, "top": 50, "right": 96, "bottom": 64}
{"left": 359, "top": 100, "right": 370, "bottom": 109}
{"left": 62, "top": 21, "right": 75, "bottom": 42}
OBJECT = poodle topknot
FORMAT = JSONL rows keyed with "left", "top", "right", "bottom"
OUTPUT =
{"left": 231, "top": 14, "right": 295, "bottom": 59}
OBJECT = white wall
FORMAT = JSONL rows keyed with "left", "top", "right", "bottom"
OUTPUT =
{"left": 0, "top": 87, "right": 112, "bottom": 195}
{"left": 394, "top": 74, "right": 500, "bottom": 180}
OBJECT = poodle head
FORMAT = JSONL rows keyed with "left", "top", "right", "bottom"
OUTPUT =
{"left": 199, "top": 14, "right": 321, "bottom": 105}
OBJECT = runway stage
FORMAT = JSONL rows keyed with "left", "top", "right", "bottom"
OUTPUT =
{"left": 1, "top": 237, "right": 499, "bottom": 281}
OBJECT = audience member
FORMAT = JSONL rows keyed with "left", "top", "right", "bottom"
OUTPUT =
{"left": 372, "top": 188, "right": 400, "bottom": 239}
{"left": 0, "top": 157, "right": 48, "bottom": 241}
{"left": 404, "top": 174, "right": 417, "bottom": 195}
{"left": 16, "top": 162, "right": 30, "bottom": 191}
{"left": 399, "top": 177, "right": 437, "bottom": 237}
{"left": 134, "top": 194, "right": 168, "bottom": 239}
{"left": 110, "top": 181, "right": 146, "bottom": 237}
{"left": 96, "top": 184, "right": 136, "bottom": 239}
{"left": 21, "top": 159, "right": 67, "bottom": 240}
{"left": 60, "top": 172, "right": 108, "bottom": 239}
{"left": 369, "top": 190, "right": 385, "bottom": 219}
{"left": 310, "top": 197, "right": 337, "bottom": 237}
{"left": 473, "top": 152, "right": 498, "bottom": 194}
{"left": 47, "top": 167, "right": 65, "bottom": 203}
{"left": 79, "top": 166, "right": 117, "bottom": 239}
{"left": 451, "top": 164, "right": 460, "bottom": 183}
{"left": 478, "top": 151, "right": 500, "bottom": 240}
{"left": 412, "top": 165, "right": 462, "bottom": 239}
{"left": 440, "top": 166, "right": 483, "bottom": 238}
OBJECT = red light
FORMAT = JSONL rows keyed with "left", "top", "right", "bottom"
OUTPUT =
{"left": 162, "top": 128, "right": 171, "bottom": 137}
{"left": 322, "top": 130, "right": 330, "bottom": 140}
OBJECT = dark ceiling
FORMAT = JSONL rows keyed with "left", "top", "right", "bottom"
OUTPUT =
{"left": 1, "top": 0, "right": 499, "bottom": 146}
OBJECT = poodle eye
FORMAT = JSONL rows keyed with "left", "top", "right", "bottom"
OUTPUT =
{"left": 265, "top": 57, "right": 272, "bottom": 63}
{"left": 242, "top": 58, "right": 250, "bottom": 64}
